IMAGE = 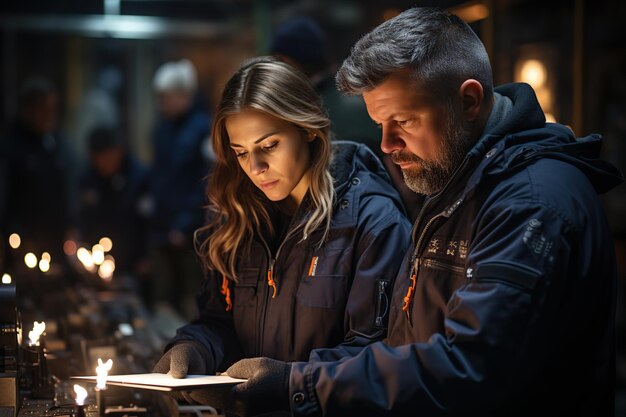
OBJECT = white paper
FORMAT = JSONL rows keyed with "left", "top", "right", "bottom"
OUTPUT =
{"left": 71, "top": 373, "right": 246, "bottom": 391}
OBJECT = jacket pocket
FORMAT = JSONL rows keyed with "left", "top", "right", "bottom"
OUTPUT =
{"left": 296, "top": 274, "right": 347, "bottom": 308}
{"left": 423, "top": 258, "right": 465, "bottom": 274}
{"left": 233, "top": 268, "right": 259, "bottom": 308}
{"left": 473, "top": 261, "right": 541, "bottom": 291}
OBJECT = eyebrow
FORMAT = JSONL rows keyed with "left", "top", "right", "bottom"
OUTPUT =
{"left": 230, "top": 131, "right": 279, "bottom": 148}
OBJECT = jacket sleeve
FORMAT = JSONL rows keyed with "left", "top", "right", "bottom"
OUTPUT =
{"left": 166, "top": 270, "right": 243, "bottom": 372}
{"left": 309, "top": 194, "right": 411, "bottom": 363}
{"left": 289, "top": 201, "right": 582, "bottom": 416}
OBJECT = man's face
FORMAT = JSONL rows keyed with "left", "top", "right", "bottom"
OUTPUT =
{"left": 24, "top": 93, "right": 59, "bottom": 136}
{"left": 158, "top": 90, "right": 193, "bottom": 120}
{"left": 91, "top": 146, "right": 124, "bottom": 178}
{"left": 363, "top": 69, "right": 473, "bottom": 196}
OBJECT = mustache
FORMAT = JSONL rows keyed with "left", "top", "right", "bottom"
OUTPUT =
{"left": 390, "top": 151, "right": 423, "bottom": 165}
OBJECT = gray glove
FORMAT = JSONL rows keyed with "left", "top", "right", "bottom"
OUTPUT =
{"left": 225, "top": 357, "right": 291, "bottom": 417}
{"left": 152, "top": 340, "right": 211, "bottom": 378}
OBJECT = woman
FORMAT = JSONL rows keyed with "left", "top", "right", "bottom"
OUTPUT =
{"left": 153, "top": 56, "right": 411, "bottom": 402}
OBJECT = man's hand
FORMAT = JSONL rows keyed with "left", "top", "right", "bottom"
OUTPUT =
{"left": 225, "top": 357, "right": 291, "bottom": 417}
{"left": 152, "top": 341, "right": 210, "bottom": 378}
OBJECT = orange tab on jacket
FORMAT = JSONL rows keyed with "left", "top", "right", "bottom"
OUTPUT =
{"left": 308, "top": 256, "right": 319, "bottom": 276}
{"left": 220, "top": 275, "right": 232, "bottom": 311}
{"left": 267, "top": 269, "right": 277, "bottom": 298}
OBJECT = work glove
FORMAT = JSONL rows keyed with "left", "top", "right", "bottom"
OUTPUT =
{"left": 225, "top": 357, "right": 291, "bottom": 417}
{"left": 152, "top": 340, "right": 211, "bottom": 378}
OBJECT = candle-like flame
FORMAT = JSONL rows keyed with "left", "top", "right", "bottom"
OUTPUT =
{"left": 28, "top": 321, "right": 46, "bottom": 346}
{"left": 1, "top": 273, "right": 11, "bottom": 284}
{"left": 74, "top": 384, "right": 88, "bottom": 406}
{"left": 96, "top": 358, "right": 113, "bottom": 389}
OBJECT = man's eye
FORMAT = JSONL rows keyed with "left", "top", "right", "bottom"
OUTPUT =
{"left": 398, "top": 119, "right": 415, "bottom": 129}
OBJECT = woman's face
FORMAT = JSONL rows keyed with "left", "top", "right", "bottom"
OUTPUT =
{"left": 226, "top": 108, "right": 314, "bottom": 212}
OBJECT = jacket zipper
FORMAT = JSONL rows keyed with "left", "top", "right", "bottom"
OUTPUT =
{"left": 374, "top": 279, "right": 389, "bottom": 328}
{"left": 404, "top": 155, "right": 476, "bottom": 322}
{"left": 255, "top": 220, "right": 300, "bottom": 356}
{"left": 422, "top": 258, "right": 465, "bottom": 274}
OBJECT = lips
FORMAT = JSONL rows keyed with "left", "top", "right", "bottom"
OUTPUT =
{"left": 259, "top": 179, "right": 279, "bottom": 190}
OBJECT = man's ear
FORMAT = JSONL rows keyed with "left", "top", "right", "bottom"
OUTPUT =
{"left": 459, "top": 79, "right": 484, "bottom": 122}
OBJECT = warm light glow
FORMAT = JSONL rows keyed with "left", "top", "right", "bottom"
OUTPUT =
{"left": 64, "top": 240, "right": 77, "bottom": 256}
{"left": 24, "top": 253, "right": 38, "bottom": 269}
{"left": 28, "top": 321, "right": 46, "bottom": 346}
{"left": 9, "top": 233, "right": 21, "bottom": 249}
{"left": 382, "top": 8, "right": 401, "bottom": 21}
{"left": 92, "top": 244, "right": 105, "bottom": 265}
{"left": 545, "top": 113, "right": 556, "bottom": 123}
{"left": 98, "top": 259, "right": 116, "bottom": 281}
{"left": 77, "top": 247, "right": 95, "bottom": 269}
{"left": 74, "top": 384, "right": 88, "bottom": 406}
{"left": 99, "top": 237, "right": 113, "bottom": 252}
{"left": 96, "top": 358, "right": 113, "bottom": 390}
{"left": 1, "top": 273, "right": 11, "bottom": 284}
{"left": 520, "top": 59, "right": 547, "bottom": 88}
{"left": 77, "top": 247, "right": 90, "bottom": 263}
{"left": 41, "top": 252, "right": 51, "bottom": 262}
{"left": 38, "top": 259, "right": 50, "bottom": 273}
{"left": 450, "top": 1, "right": 490, "bottom": 23}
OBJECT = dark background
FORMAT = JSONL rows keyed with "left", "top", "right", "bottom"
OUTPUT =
{"left": 1, "top": 0, "right": 625, "bottom": 411}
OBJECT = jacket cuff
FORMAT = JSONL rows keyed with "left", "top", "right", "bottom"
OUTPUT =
{"left": 289, "top": 362, "right": 322, "bottom": 417}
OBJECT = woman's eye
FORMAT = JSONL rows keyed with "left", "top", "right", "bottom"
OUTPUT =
{"left": 263, "top": 142, "right": 278, "bottom": 152}
{"left": 235, "top": 151, "right": 247, "bottom": 159}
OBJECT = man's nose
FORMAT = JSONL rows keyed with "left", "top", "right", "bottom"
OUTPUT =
{"left": 380, "top": 124, "right": 405, "bottom": 155}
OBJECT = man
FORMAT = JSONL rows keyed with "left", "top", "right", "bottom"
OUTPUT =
{"left": 224, "top": 7, "right": 623, "bottom": 417}
{"left": 1, "top": 77, "right": 77, "bottom": 266}
{"left": 78, "top": 125, "right": 150, "bottom": 288}
{"left": 148, "top": 59, "right": 211, "bottom": 319}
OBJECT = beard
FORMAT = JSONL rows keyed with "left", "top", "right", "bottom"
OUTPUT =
{"left": 394, "top": 103, "right": 474, "bottom": 196}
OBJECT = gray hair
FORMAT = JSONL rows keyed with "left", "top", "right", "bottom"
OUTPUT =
{"left": 336, "top": 7, "right": 493, "bottom": 103}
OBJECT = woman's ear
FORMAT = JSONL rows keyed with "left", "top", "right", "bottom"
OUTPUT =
{"left": 459, "top": 79, "right": 484, "bottom": 123}
{"left": 306, "top": 130, "right": 317, "bottom": 142}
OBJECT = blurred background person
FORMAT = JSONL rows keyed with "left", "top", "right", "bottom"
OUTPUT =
{"left": 269, "top": 16, "right": 423, "bottom": 221}
{"left": 0, "top": 76, "right": 78, "bottom": 269}
{"left": 148, "top": 59, "right": 211, "bottom": 319}
{"left": 77, "top": 125, "right": 151, "bottom": 296}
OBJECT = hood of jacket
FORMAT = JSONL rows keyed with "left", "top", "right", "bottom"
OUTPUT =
{"left": 329, "top": 140, "right": 406, "bottom": 214}
{"left": 458, "top": 83, "right": 623, "bottom": 203}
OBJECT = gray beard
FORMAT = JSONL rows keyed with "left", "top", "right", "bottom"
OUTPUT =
{"left": 397, "top": 107, "right": 474, "bottom": 196}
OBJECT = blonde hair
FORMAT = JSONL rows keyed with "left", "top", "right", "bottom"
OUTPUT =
{"left": 197, "top": 56, "right": 333, "bottom": 281}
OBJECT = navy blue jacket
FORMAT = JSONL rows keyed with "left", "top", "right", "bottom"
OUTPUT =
{"left": 149, "top": 98, "right": 210, "bottom": 245}
{"left": 289, "top": 83, "right": 623, "bottom": 417}
{"left": 167, "top": 141, "right": 412, "bottom": 370}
